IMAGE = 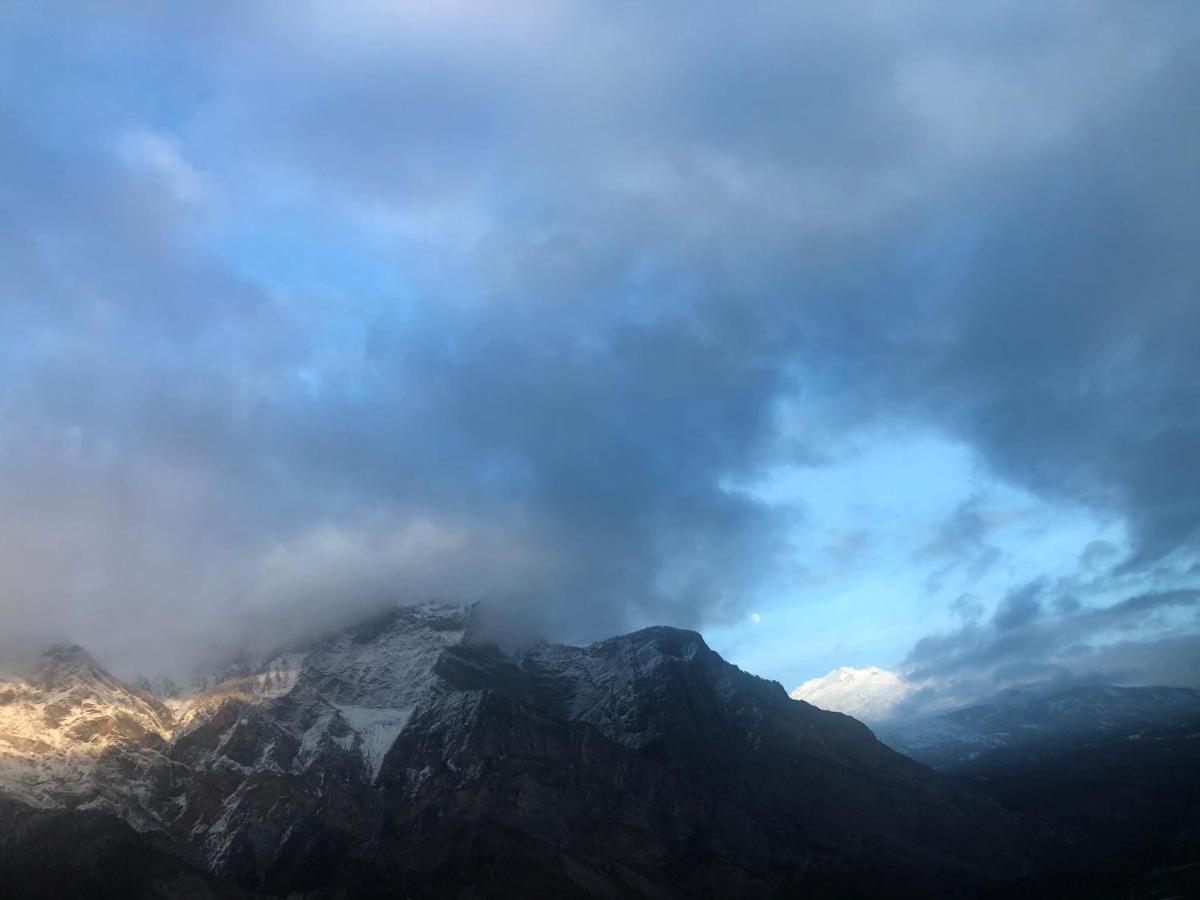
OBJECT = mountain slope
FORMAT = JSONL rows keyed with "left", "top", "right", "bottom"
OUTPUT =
{"left": 0, "top": 796, "right": 242, "bottom": 900}
{"left": 0, "top": 644, "right": 174, "bottom": 823}
{"left": 877, "top": 683, "right": 1200, "bottom": 769}
{"left": 877, "top": 684, "right": 1200, "bottom": 895}
{"left": 365, "top": 629, "right": 1027, "bottom": 897}
{"left": 0, "top": 607, "right": 1031, "bottom": 897}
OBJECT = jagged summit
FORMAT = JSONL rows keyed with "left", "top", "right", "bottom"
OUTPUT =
{"left": 32, "top": 643, "right": 115, "bottom": 689}
{"left": 39, "top": 641, "right": 93, "bottom": 662}
{"left": 0, "top": 603, "right": 1030, "bottom": 897}
{"left": 0, "top": 641, "right": 173, "bottom": 817}
{"left": 33, "top": 642, "right": 97, "bottom": 672}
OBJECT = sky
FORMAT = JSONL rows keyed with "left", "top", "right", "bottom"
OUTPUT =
{"left": 1, "top": 2, "right": 1198, "bottom": 707}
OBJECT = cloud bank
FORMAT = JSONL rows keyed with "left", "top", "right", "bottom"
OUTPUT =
{"left": 1, "top": 2, "right": 1198, "bottom": 680}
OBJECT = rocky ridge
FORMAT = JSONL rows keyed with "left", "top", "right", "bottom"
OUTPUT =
{"left": 0, "top": 603, "right": 1029, "bottom": 897}
{"left": 877, "top": 683, "right": 1200, "bottom": 769}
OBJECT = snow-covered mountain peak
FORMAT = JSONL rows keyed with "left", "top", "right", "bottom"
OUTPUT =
{"left": 303, "top": 602, "right": 473, "bottom": 777}
{"left": 159, "top": 600, "right": 474, "bottom": 778}
{"left": 790, "top": 665, "right": 913, "bottom": 722}
{"left": 303, "top": 600, "right": 472, "bottom": 707}
{"left": 424, "top": 626, "right": 737, "bottom": 753}
{"left": 22, "top": 643, "right": 171, "bottom": 725}
{"left": 0, "top": 601, "right": 481, "bottom": 811}
{"left": 0, "top": 644, "right": 175, "bottom": 814}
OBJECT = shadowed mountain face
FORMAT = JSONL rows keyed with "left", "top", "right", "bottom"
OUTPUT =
{"left": 0, "top": 797, "right": 242, "bottom": 900}
{"left": 367, "top": 630, "right": 1026, "bottom": 897}
{"left": 878, "top": 684, "right": 1200, "bottom": 770}
{"left": 2, "top": 607, "right": 1030, "bottom": 897}
{"left": 877, "top": 684, "right": 1200, "bottom": 896}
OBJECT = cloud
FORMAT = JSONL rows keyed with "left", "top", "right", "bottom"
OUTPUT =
{"left": 950, "top": 594, "right": 985, "bottom": 623}
{"left": 895, "top": 585, "right": 1200, "bottom": 711}
{"left": 1080, "top": 539, "right": 1120, "bottom": 571}
{"left": 990, "top": 579, "right": 1045, "bottom": 632}
{"left": 919, "top": 497, "right": 1005, "bottom": 593}
{"left": 800, "top": 584, "right": 1200, "bottom": 720}
{"left": 0, "top": 1, "right": 1198, "bottom": 682}
{"left": 115, "top": 130, "right": 208, "bottom": 205}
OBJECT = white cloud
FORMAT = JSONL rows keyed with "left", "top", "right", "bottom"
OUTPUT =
{"left": 116, "top": 130, "right": 208, "bottom": 204}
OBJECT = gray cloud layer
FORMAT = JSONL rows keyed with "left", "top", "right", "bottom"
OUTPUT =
{"left": 898, "top": 584, "right": 1200, "bottom": 712}
{"left": 1, "top": 2, "right": 1198, "bottom": 677}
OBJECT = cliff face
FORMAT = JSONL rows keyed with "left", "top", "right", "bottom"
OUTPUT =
{"left": 0, "top": 608, "right": 1028, "bottom": 898}
{"left": 367, "top": 629, "right": 1025, "bottom": 898}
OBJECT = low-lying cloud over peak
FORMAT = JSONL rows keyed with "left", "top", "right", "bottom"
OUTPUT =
{"left": 1, "top": 2, "right": 1198, "bottom": 688}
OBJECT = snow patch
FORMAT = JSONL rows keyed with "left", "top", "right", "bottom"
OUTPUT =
{"left": 335, "top": 704, "right": 413, "bottom": 779}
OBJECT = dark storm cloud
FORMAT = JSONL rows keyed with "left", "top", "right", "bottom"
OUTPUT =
{"left": 899, "top": 584, "right": 1200, "bottom": 708}
{"left": 1, "top": 1, "right": 1198, "bottom": 677}
{"left": 920, "top": 497, "right": 1004, "bottom": 593}
{"left": 1080, "top": 540, "right": 1120, "bottom": 572}
{"left": 990, "top": 580, "right": 1045, "bottom": 632}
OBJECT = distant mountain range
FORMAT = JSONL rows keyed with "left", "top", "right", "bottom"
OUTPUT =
{"left": 874, "top": 682, "right": 1200, "bottom": 898}
{"left": 0, "top": 605, "right": 1196, "bottom": 897}
{"left": 876, "top": 682, "right": 1200, "bottom": 769}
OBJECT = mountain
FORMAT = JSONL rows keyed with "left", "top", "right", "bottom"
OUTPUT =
{"left": 876, "top": 683, "right": 1200, "bottom": 769}
{"left": 877, "top": 684, "right": 1200, "bottom": 896}
{"left": 0, "top": 603, "right": 1031, "bottom": 898}
{"left": 366, "top": 629, "right": 1025, "bottom": 897}
{"left": 789, "top": 666, "right": 913, "bottom": 722}
{"left": 0, "top": 796, "right": 239, "bottom": 900}
{"left": 0, "top": 643, "right": 175, "bottom": 824}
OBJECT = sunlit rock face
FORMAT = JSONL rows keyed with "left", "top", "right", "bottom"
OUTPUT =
{"left": 0, "top": 605, "right": 1029, "bottom": 897}
{"left": 0, "top": 644, "right": 174, "bottom": 823}
{"left": 0, "top": 602, "right": 471, "bottom": 890}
